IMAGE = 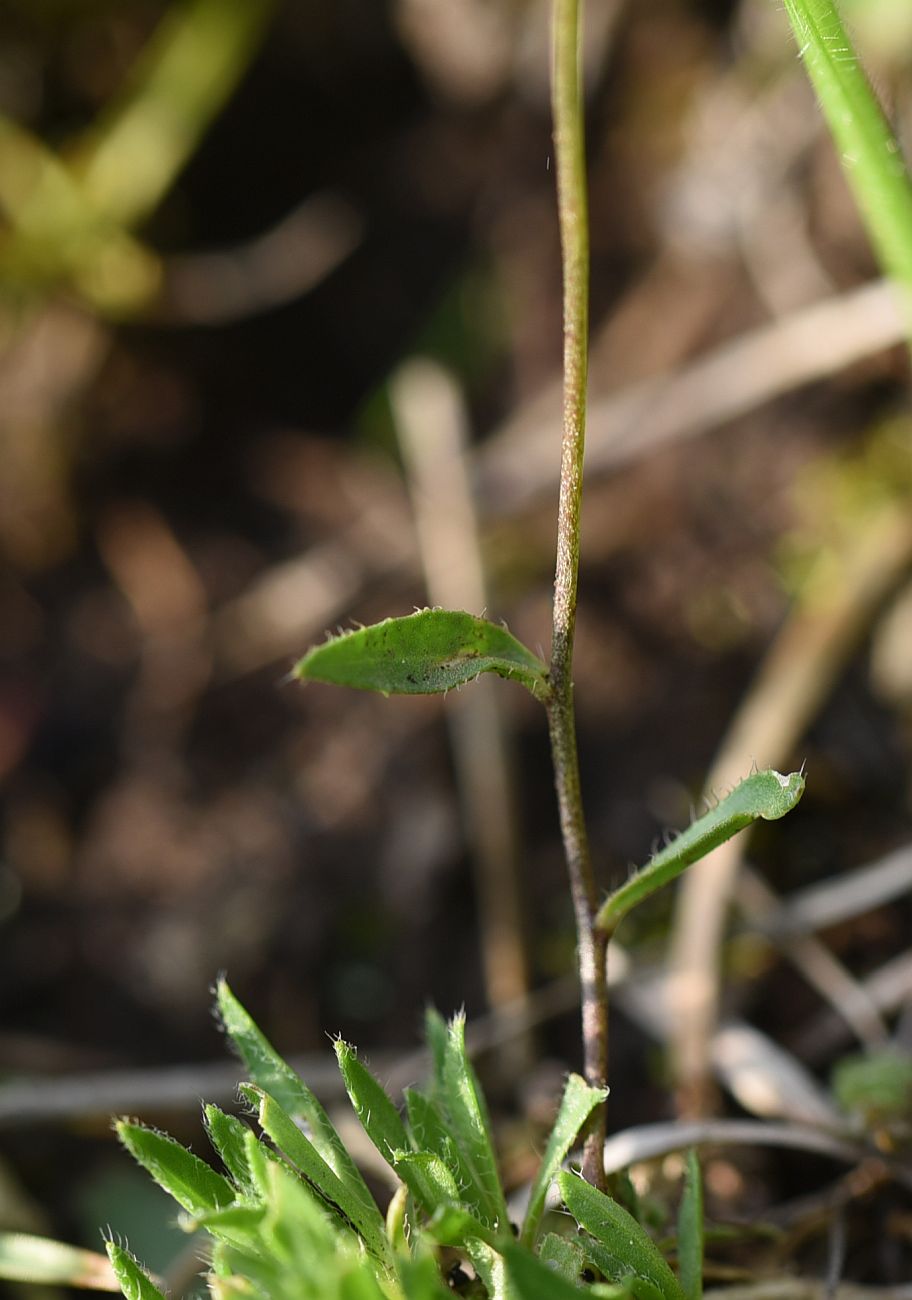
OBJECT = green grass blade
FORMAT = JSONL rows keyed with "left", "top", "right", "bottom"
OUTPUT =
{"left": 216, "top": 979, "right": 378, "bottom": 1224}
{"left": 441, "top": 1014, "right": 509, "bottom": 1230}
{"left": 0, "top": 1232, "right": 119, "bottom": 1291}
{"left": 558, "top": 1172, "right": 685, "bottom": 1300}
{"left": 595, "top": 770, "right": 805, "bottom": 932}
{"left": 105, "top": 1243, "right": 167, "bottom": 1300}
{"left": 520, "top": 1072, "right": 609, "bottom": 1246}
{"left": 116, "top": 1121, "right": 235, "bottom": 1218}
{"left": 781, "top": 0, "right": 912, "bottom": 329}
{"left": 677, "top": 1151, "right": 703, "bottom": 1300}
{"left": 241, "top": 1083, "right": 392, "bottom": 1269}
{"left": 294, "top": 609, "right": 551, "bottom": 702}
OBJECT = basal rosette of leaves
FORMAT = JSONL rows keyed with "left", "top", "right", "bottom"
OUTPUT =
{"left": 89, "top": 980, "right": 702, "bottom": 1300}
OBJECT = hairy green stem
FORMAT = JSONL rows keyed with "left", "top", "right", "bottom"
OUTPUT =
{"left": 547, "top": 0, "right": 607, "bottom": 1188}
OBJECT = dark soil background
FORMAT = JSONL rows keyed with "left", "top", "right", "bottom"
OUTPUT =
{"left": 1, "top": 0, "right": 911, "bottom": 1290}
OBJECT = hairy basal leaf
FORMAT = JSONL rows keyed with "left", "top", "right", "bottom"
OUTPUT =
{"left": 559, "top": 1172, "right": 685, "bottom": 1300}
{"left": 521, "top": 1072, "right": 609, "bottom": 1246}
{"left": 105, "top": 1244, "right": 166, "bottom": 1300}
{"left": 294, "top": 609, "right": 550, "bottom": 701}
{"left": 116, "top": 1121, "right": 235, "bottom": 1219}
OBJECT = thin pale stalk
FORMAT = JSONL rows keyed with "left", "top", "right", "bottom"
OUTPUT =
{"left": 547, "top": 0, "right": 607, "bottom": 1187}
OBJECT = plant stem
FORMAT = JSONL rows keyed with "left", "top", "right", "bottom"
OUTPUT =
{"left": 547, "top": 0, "right": 607, "bottom": 1188}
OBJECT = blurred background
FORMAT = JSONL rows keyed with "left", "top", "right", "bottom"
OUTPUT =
{"left": 1, "top": 0, "right": 912, "bottom": 1289}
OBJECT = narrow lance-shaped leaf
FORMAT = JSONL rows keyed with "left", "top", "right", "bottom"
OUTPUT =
{"left": 216, "top": 979, "right": 379, "bottom": 1229}
{"left": 105, "top": 1243, "right": 167, "bottom": 1300}
{"left": 441, "top": 1014, "right": 510, "bottom": 1230}
{"left": 203, "top": 1104, "right": 255, "bottom": 1196}
{"left": 116, "top": 1121, "right": 235, "bottom": 1218}
{"left": 502, "top": 1241, "right": 590, "bottom": 1300}
{"left": 294, "top": 609, "right": 551, "bottom": 702}
{"left": 780, "top": 0, "right": 912, "bottom": 327}
{"left": 521, "top": 1072, "right": 609, "bottom": 1246}
{"left": 405, "top": 1088, "right": 476, "bottom": 1198}
{"left": 596, "top": 770, "right": 805, "bottom": 933}
{"left": 240, "top": 1083, "right": 392, "bottom": 1270}
{"left": 424, "top": 1006, "right": 449, "bottom": 1096}
{"left": 558, "top": 1171, "right": 685, "bottom": 1300}
{"left": 334, "top": 1040, "right": 411, "bottom": 1162}
{"left": 424, "top": 1203, "right": 499, "bottom": 1251}
{"left": 538, "top": 1232, "right": 590, "bottom": 1284}
{"left": 333, "top": 1041, "right": 450, "bottom": 1213}
{"left": 389, "top": 1150, "right": 460, "bottom": 1216}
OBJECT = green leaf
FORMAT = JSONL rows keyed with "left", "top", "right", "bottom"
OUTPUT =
{"left": 189, "top": 1202, "right": 267, "bottom": 1249}
{"left": 578, "top": 1238, "right": 665, "bottom": 1300}
{"left": 404, "top": 1087, "right": 446, "bottom": 1154}
{"left": 398, "top": 1250, "right": 455, "bottom": 1300}
{"left": 424, "top": 1007, "right": 449, "bottom": 1093}
{"left": 521, "top": 1073, "right": 609, "bottom": 1246}
{"left": 105, "top": 1243, "right": 166, "bottom": 1300}
{"left": 467, "top": 1238, "right": 518, "bottom": 1300}
{"left": 338, "top": 1270, "right": 389, "bottom": 1300}
{"left": 335, "top": 1040, "right": 411, "bottom": 1163}
{"left": 241, "top": 1083, "right": 392, "bottom": 1269}
{"left": 558, "top": 1172, "right": 685, "bottom": 1300}
{"left": 389, "top": 1150, "right": 460, "bottom": 1215}
{"left": 331, "top": 1040, "right": 477, "bottom": 1236}
{"left": 405, "top": 1088, "right": 479, "bottom": 1213}
{"left": 294, "top": 609, "right": 550, "bottom": 701}
{"left": 240, "top": 1123, "right": 294, "bottom": 1199}
{"left": 440, "top": 1014, "right": 509, "bottom": 1230}
{"left": 780, "top": 0, "right": 912, "bottom": 331}
{"left": 426, "top": 1204, "right": 498, "bottom": 1251}
{"left": 204, "top": 1104, "right": 256, "bottom": 1195}
{"left": 212, "top": 1152, "right": 376, "bottom": 1298}
{"left": 0, "top": 1232, "right": 118, "bottom": 1290}
{"left": 116, "top": 1121, "right": 235, "bottom": 1218}
{"left": 596, "top": 770, "right": 805, "bottom": 932}
{"left": 677, "top": 1151, "right": 703, "bottom": 1300}
{"left": 502, "top": 1241, "right": 586, "bottom": 1299}
{"left": 217, "top": 980, "right": 379, "bottom": 1227}
{"left": 539, "top": 1232, "right": 590, "bottom": 1284}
